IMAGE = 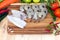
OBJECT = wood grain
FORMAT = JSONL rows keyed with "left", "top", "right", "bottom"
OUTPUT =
{"left": 8, "top": 14, "right": 53, "bottom": 35}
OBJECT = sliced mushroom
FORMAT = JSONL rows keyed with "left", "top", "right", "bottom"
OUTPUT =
{"left": 33, "top": 12, "right": 38, "bottom": 20}
{"left": 20, "top": 5, "right": 25, "bottom": 11}
{"left": 39, "top": 3, "right": 46, "bottom": 9}
{"left": 32, "top": 5, "right": 39, "bottom": 9}
{"left": 37, "top": 12, "right": 46, "bottom": 21}
{"left": 42, "top": 8, "right": 48, "bottom": 14}
{"left": 24, "top": 5, "right": 31, "bottom": 10}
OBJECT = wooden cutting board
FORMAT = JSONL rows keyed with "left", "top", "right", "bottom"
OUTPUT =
{"left": 7, "top": 3, "right": 53, "bottom": 35}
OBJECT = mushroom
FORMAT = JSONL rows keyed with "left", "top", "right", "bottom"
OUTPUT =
{"left": 20, "top": 5, "right": 25, "bottom": 11}
{"left": 39, "top": 3, "right": 46, "bottom": 9}
{"left": 24, "top": 5, "right": 31, "bottom": 11}
{"left": 26, "top": 9, "right": 34, "bottom": 19}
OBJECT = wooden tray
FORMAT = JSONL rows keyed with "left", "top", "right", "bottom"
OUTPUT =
{"left": 8, "top": 3, "right": 53, "bottom": 35}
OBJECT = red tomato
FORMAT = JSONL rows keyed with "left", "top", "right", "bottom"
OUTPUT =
{"left": 51, "top": 3, "right": 59, "bottom": 10}
{"left": 54, "top": 8, "right": 60, "bottom": 18}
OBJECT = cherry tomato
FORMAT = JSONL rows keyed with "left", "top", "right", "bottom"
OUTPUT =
{"left": 51, "top": 3, "right": 59, "bottom": 10}
{"left": 54, "top": 8, "right": 60, "bottom": 18}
